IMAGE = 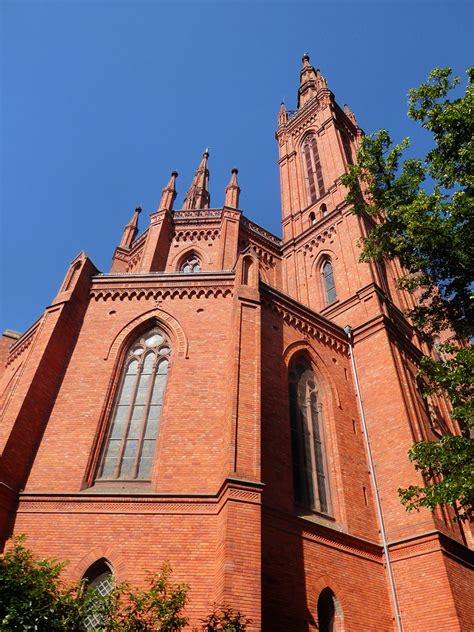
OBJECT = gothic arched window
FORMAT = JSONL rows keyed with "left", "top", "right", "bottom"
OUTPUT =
{"left": 317, "top": 588, "right": 338, "bottom": 632}
{"left": 302, "top": 134, "right": 325, "bottom": 205}
{"left": 83, "top": 559, "right": 114, "bottom": 630}
{"left": 322, "top": 260, "right": 337, "bottom": 304}
{"left": 98, "top": 328, "right": 171, "bottom": 481}
{"left": 288, "top": 359, "right": 330, "bottom": 514}
{"left": 180, "top": 253, "right": 201, "bottom": 273}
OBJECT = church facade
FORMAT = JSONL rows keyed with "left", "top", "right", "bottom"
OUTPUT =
{"left": 0, "top": 56, "right": 472, "bottom": 631}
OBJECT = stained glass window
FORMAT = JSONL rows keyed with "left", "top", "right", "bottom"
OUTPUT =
{"left": 98, "top": 329, "right": 170, "bottom": 481}
{"left": 288, "top": 360, "right": 330, "bottom": 514}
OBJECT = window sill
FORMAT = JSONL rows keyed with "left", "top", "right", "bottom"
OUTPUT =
{"left": 83, "top": 480, "right": 153, "bottom": 494}
{"left": 295, "top": 506, "right": 339, "bottom": 530}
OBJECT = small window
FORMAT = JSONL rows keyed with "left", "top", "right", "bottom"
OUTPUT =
{"left": 317, "top": 588, "right": 337, "bottom": 632}
{"left": 320, "top": 203, "right": 328, "bottom": 218}
{"left": 180, "top": 254, "right": 201, "bottom": 273}
{"left": 342, "top": 133, "right": 353, "bottom": 166}
{"left": 309, "top": 211, "right": 316, "bottom": 226}
{"left": 83, "top": 559, "right": 114, "bottom": 630}
{"left": 322, "top": 260, "right": 337, "bottom": 304}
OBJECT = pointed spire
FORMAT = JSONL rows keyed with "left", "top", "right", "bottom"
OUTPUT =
{"left": 158, "top": 171, "right": 178, "bottom": 211}
{"left": 225, "top": 167, "right": 241, "bottom": 208}
{"left": 344, "top": 103, "right": 359, "bottom": 127}
{"left": 120, "top": 206, "right": 141, "bottom": 249}
{"left": 183, "top": 150, "right": 210, "bottom": 210}
{"left": 297, "top": 53, "right": 328, "bottom": 108}
{"left": 278, "top": 101, "right": 288, "bottom": 127}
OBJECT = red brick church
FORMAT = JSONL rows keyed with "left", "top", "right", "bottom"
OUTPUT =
{"left": 1, "top": 55, "right": 472, "bottom": 631}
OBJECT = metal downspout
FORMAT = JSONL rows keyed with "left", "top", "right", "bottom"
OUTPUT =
{"left": 344, "top": 325, "right": 403, "bottom": 632}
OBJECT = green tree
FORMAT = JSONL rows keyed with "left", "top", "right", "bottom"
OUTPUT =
{"left": 341, "top": 67, "right": 474, "bottom": 521}
{"left": 100, "top": 564, "right": 189, "bottom": 631}
{"left": 0, "top": 535, "right": 98, "bottom": 630}
{"left": 0, "top": 537, "right": 251, "bottom": 631}
{"left": 199, "top": 604, "right": 252, "bottom": 631}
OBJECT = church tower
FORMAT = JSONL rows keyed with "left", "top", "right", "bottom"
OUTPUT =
{"left": 0, "top": 56, "right": 472, "bottom": 631}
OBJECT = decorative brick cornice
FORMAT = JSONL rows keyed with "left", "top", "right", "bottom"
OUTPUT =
{"left": 17, "top": 478, "right": 263, "bottom": 516}
{"left": 263, "top": 505, "right": 383, "bottom": 563}
{"left": 261, "top": 284, "right": 349, "bottom": 354}
{"left": 388, "top": 531, "right": 474, "bottom": 568}
{"left": 6, "top": 318, "right": 42, "bottom": 366}
{"left": 241, "top": 217, "right": 282, "bottom": 248}
{"left": 90, "top": 272, "right": 235, "bottom": 302}
{"left": 173, "top": 209, "right": 222, "bottom": 220}
{"left": 301, "top": 223, "right": 337, "bottom": 253}
{"left": 172, "top": 228, "right": 220, "bottom": 243}
{"left": 91, "top": 286, "right": 233, "bottom": 302}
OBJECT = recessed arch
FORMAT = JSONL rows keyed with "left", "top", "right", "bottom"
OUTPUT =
{"left": 105, "top": 308, "right": 188, "bottom": 361}
{"left": 300, "top": 131, "right": 326, "bottom": 205}
{"left": 282, "top": 340, "right": 340, "bottom": 406}
{"left": 167, "top": 245, "right": 210, "bottom": 272}
{"left": 242, "top": 255, "right": 257, "bottom": 286}
{"left": 287, "top": 353, "right": 332, "bottom": 514}
{"left": 317, "top": 587, "right": 344, "bottom": 632}
{"left": 177, "top": 249, "right": 202, "bottom": 273}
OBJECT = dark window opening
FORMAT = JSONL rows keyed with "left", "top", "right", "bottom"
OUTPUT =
{"left": 302, "top": 134, "right": 325, "bottom": 205}
{"left": 288, "top": 360, "right": 330, "bottom": 514}
{"left": 317, "top": 588, "right": 336, "bottom": 632}
{"left": 322, "top": 260, "right": 337, "bottom": 304}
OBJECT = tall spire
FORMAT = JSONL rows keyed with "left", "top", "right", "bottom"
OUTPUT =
{"left": 224, "top": 167, "right": 241, "bottom": 209}
{"left": 297, "top": 53, "right": 327, "bottom": 108}
{"left": 183, "top": 150, "right": 210, "bottom": 210}
{"left": 158, "top": 171, "right": 178, "bottom": 211}
{"left": 119, "top": 206, "right": 141, "bottom": 249}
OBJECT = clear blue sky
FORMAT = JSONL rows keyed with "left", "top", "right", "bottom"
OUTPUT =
{"left": 1, "top": 0, "right": 472, "bottom": 333}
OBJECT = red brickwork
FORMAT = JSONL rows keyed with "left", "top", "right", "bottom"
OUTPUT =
{"left": 1, "top": 55, "right": 472, "bottom": 630}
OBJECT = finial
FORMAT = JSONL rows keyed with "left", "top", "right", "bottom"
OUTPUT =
{"left": 135, "top": 206, "right": 142, "bottom": 214}
{"left": 225, "top": 166, "right": 240, "bottom": 208}
{"left": 183, "top": 150, "right": 211, "bottom": 210}
{"left": 171, "top": 170, "right": 178, "bottom": 178}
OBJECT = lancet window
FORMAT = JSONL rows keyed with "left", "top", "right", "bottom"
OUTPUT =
{"left": 288, "top": 359, "right": 330, "bottom": 514}
{"left": 180, "top": 254, "right": 201, "bottom": 273}
{"left": 302, "top": 134, "right": 325, "bottom": 204}
{"left": 322, "top": 260, "right": 337, "bottom": 304}
{"left": 97, "top": 329, "right": 171, "bottom": 481}
{"left": 83, "top": 560, "right": 114, "bottom": 630}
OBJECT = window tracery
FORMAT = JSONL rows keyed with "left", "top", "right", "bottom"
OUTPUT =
{"left": 98, "top": 328, "right": 170, "bottom": 481}
{"left": 288, "top": 359, "right": 331, "bottom": 514}
{"left": 180, "top": 254, "right": 201, "bottom": 273}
